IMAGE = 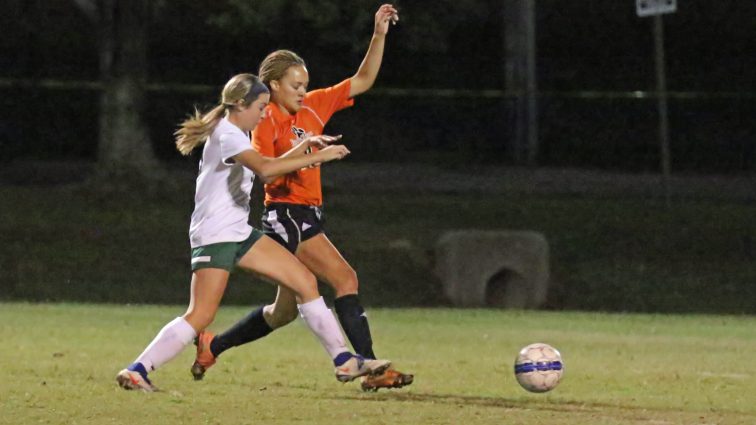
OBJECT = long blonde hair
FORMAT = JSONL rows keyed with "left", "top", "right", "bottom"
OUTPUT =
{"left": 175, "top": 73, "right": 268, "bottom": 156}
{"left": 258, "top": 50, "right": 306, "bottom": 87}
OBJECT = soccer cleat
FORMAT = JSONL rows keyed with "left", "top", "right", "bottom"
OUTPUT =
{"left": 116, "top": 368, "right": 157, "bottom": 392}
{"left": 190, "top": 331, "right": 217, "bottom": 381}
{"left": 361, "top": 368, "right": 414, "bottom": 392}
{"left": 335, "top": 354, "right": 391, "bottom": 383}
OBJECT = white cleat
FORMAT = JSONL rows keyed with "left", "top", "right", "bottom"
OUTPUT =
{"left": 335, "top": 355, "right": 391, "bottom": 383}
{"left": 116, "top": 369, "right": 157, "bottom": 392}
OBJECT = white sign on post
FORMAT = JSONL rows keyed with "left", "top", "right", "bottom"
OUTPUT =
{"left": 636, "top": 0, "right": 677, "bottom": 17}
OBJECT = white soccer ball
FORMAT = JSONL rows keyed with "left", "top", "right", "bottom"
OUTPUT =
{"left": 514, "top": 342, "right": 564, "bottom": 393}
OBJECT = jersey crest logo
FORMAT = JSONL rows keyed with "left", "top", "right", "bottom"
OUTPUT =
{"left": 291, "top": 126, "right": 308, "bottom": 140}
{"left": 291, "top": 125, "right": 315, "bottom": 156}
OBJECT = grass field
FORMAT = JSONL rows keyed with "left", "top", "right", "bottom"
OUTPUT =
{"left": 2, "top": 303, "right": 755, "bottom": 424}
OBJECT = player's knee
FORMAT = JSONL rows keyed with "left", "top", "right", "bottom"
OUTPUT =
{"left": 336, "top": 267, "right": 359, "bottom": 294}
{"left": 184, "top": 309, "right": 216, "bottom": 331}
{"left": 293, "top": 269, "right": 320, "bottom": 300}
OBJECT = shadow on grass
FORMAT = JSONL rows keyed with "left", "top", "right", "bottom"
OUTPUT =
{"left": 325, "top": 392, "right": 602, "bottom": 413}
{"left": 321, "top": 391, "right": 756, "bottom": 420}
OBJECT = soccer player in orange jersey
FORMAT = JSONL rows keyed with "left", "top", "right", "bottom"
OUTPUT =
{"left": 190, "top": 4, "right": 412, "bottom": 391}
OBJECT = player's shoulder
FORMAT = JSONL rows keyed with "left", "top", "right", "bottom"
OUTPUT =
{"left": 259, "top": 109, "right": 285, "bottom": 132}
{"left": 306, "top": 79, "right": 350, "bottom": 97}
{"left": 297, "top": 103, "right": 326, "bottom": 128}
{"left": 257, "top": 112, "right": 275, "bottom": 128}
{"left": 253, "top": 113, "right": 282, "bottom": 145}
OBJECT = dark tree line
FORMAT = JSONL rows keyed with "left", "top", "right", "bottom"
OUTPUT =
{"left": 2, "top": 0, "right": 753, "bottom": 176}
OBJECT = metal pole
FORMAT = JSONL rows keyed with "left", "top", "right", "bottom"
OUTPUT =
{"left": 653, "top": 14, "right": 671, "bottom": 207}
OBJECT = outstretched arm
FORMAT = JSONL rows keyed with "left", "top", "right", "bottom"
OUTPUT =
{"left": 278, "top": 135, "right": 342, "bottom": 159}
{"left": 349, "top": 4, "right": 399, "bottom": 98}
{"left": 234, "top": 135, "right": 349, "bottom": 183}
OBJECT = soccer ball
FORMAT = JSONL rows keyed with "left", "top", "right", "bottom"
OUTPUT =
{"left": 514, "top": 343, "right": 564, "bottom": 393}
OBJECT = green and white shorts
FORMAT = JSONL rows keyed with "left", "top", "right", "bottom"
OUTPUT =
{"left": 190, "top": 229, "right": 265, "bottom": 272}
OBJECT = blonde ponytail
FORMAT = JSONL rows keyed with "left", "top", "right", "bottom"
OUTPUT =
{"left": 174, "top": 73, "right": 268, "bottom": 156}
{"left": 174, "top": 105, "right": 225, "bottom": 156}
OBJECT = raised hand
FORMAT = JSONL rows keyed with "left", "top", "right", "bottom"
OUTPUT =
{"left": 374, "top": 4, "right": 399, "bottom": 36}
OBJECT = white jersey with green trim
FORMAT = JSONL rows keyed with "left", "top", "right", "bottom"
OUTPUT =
{"left": 189, "top": 117, "right": 256, "bottom": 248}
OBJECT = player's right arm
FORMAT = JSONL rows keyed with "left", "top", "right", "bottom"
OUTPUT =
{"left": 278, "top": 135, "right": 342, "bottom": 159}
{"left": 234, "top": 139, "right": 349, "bottom": 182}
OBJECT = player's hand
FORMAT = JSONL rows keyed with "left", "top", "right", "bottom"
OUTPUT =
{"left": 304, "top": 134, "right": 342, "bottom": 149}
{"left": 318, "top": 145, "right": 351, "bottom": 162}
{"left": 374, "top": 4, "right": 399, "bottom": 36}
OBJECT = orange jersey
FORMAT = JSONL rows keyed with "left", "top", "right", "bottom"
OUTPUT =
{"left": 253, "top": 78, "right": 354, "bottom": 206}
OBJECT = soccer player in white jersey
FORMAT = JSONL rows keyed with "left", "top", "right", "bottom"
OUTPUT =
{"left": 116, "top": 73, "right": 390, "bottom": 391}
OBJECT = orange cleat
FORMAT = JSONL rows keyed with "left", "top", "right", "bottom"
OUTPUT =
{"left": 360, "top": 368, "right": 414, "bottom": 392}
{"left": 190, "top": 331, "right": 216, "bottom": 381}
{"left": 335, "top": 355, "right": 392, "bottom": 383}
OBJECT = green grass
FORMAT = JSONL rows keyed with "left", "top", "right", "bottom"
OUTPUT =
{"left": 1, "top": 182, "right": 754, "bottom": 312}
{"left": 2, "top": 303, "right": 755, "bottom": 424}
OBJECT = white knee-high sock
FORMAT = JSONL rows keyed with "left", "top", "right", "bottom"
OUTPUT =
{"left": 134, "top": 317, "right": 197, "bottom": 372}
{"left": 298, "top": 297, "right": 349, "bottom": 359}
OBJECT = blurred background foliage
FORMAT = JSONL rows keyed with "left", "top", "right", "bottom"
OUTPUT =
{"left": 4, "top": 0, "right": 755, "bottom": 88}
{"left": 2, "top": 0, "right": 753, "bottom": 171}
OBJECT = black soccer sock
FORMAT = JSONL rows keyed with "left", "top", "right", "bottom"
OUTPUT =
{"left": 209, "top": 306, "right": 273, "bottom": 357}
{"left": 334, "top": 294, "right": 376, "bottom": 359}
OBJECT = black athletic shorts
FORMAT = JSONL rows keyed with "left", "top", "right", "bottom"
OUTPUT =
{"left": 261, "top": 203, "right": 325, "bottom": 253}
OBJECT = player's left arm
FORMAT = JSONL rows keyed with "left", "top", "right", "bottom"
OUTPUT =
{"left": 349, "top": 4, "right": 399, "bottom": 98}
